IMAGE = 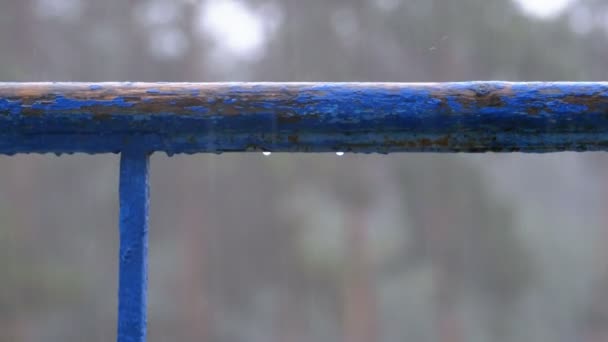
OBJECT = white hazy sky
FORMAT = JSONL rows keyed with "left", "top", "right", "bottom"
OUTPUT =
{"left": 199, "top": 0, "right": 282, "bottom": 60}
{"left": 513, "top": 0, "right": 574, "bottom": 18}
{"left": 199, "top": 0, "right": 265, "bottom": 57}
{"left": 200, "top": 0, "right": 574, "bottom": 58}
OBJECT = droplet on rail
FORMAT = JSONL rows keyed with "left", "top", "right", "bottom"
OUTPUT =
{"left": 336, "top": 151, "right": 344, "bottom": 156}
{"left": 263, "top": 151, "right": 272, "bottom": 156}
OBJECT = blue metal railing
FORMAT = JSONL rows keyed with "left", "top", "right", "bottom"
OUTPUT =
{"left": 1, "top": 81, "right": 607, "bottom": 341}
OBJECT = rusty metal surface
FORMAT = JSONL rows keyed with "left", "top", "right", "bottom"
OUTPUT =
{"left": 1, "top": 82, "right": 607, "bottom": 154}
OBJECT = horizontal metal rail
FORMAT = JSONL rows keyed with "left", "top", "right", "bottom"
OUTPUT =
{"left": 1, "top": 82, "right": 608, "bottom": 154}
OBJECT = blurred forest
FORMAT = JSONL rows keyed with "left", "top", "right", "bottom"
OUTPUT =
{"left": 2, "top": 0, "right": 608, "bottom": 341}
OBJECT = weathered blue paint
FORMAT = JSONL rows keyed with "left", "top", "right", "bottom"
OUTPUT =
{"left": 1, "top": 82, "right": 608, "bottom": 153}
{"left": 117, "top": 150, "right": 149, "bottom": 342}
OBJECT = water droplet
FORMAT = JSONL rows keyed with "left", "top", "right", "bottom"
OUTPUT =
{"left": 263, "top": 151, "right": 272, "bottom": 156}
{"left": 336, "top": 151, "right": 344, "bottom": 156}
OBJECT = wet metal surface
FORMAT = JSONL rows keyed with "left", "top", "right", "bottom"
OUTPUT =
{"left": 0, "top": 82, "right": 607, "bottom": 154}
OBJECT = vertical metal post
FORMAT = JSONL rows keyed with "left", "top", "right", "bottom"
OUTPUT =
{"left": 117, "top": 150, "right": 150, "bottom": 342}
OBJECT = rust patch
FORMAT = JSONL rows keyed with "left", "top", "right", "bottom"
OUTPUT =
{"left": 431, "top": 84, "right": 514, "bottom": 111}
{"left": 380, "top": 135, "right": 452, "bottom": 149}
{"left": 538, "top": 87, "right": 564, "bottom": 95}
{"left": 459, "top": 88, "right": 510, "bottom": 109}
{"left": 418, "top": 138, "right": 432, "bottom": 147}
{"left": 93, "top": 112, "right": 112, "bottom": 121}
{"left": 277, "top": 114, "right": 302, "bottom": 124}
{"left": 434, "top": 135, "right": 450, "bottom": 147}
{"left": 437, "top": 97, "right": 452, "bottom": 114}
{"left": 20, "top": 108, "right": 44, "bottom": 116}
{"left": 527, "top": 107, "right": 541, "bottom": 116}
{"left": 562, "top": 92, "right": 608, "bottom": 112}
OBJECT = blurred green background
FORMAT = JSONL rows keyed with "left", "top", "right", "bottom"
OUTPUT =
{"left": 2, "top": 0, "right": 608, "bottom": 341}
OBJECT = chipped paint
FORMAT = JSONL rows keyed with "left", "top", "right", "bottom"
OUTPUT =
{"left": 0, "top": 82, "right": 607, "bottom": 154}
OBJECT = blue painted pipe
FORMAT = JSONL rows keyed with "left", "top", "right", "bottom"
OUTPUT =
{"left": 1, "top": 82, "right": 607, "bottom": 153}
{"left": 117, "top": 150, "right": 149, "bottom": 342}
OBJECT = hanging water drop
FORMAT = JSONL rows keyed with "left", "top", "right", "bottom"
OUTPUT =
{"left": 263, "top": 151, "right": 272, "bottom": 156}
{"left": 336, "top": 151, "right": 344, "bottom": 156}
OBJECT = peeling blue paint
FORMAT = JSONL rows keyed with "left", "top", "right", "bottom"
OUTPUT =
{"left": 0, "top": 98, "right": 22, "bottom": 116}
{"left": 30, "top": 96, "right": 135, "bottom": 112}
{"left": 185, "top": 106, "right": 209, "bottom": 114}
{"left": 145, "top": 88, "right": 179, "bottom": 95}
{"left": 0, "top": 82, "right": 607, "bottom": 153}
